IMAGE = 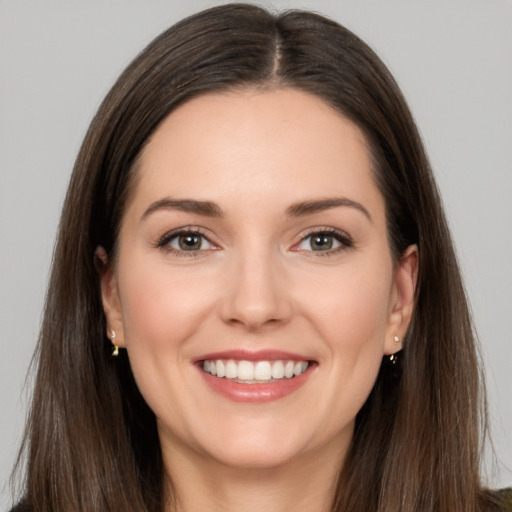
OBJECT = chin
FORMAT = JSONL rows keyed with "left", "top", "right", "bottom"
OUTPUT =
{"left": 207, "top": 441, "right": 303, "bottom": 470}
{"left": 191, "top": 418, "right": 321, "bottom": 470}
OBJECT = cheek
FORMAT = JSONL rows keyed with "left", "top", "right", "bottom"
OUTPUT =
{"left": 299, "top": 259, "right": 393, "bottom": 352}
{"left": 114, "top": 256, "right": 221, "bottom": 430}
{"left": 117, "top": 255, "right": 219, "bottom": 353}
{"left": 302, "top": 262, "right": 392, "bottom": 425}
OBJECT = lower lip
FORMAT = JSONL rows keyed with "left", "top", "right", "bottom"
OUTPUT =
{"left": 197, "top": 364, "right": 315, "bottom": 403}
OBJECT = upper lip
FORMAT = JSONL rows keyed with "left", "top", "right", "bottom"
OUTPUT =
{"left": 192, "top": 349, "right": 314, "bottom": 363}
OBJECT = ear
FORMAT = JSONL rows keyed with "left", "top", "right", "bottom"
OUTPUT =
{"left": 384, "top": 244, "right": 418, "bottom": 355}
{"left": 95, "top": 246, "right": 125, "bottom": 348}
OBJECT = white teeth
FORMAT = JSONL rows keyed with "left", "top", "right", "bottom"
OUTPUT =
{"left": 216, "top": 360, "right": 225, "bottom": 378}
{"left": 271, "top": 360, "right": 285, "bottom": 379}
{"left": 225, "top": 359, "right": 237, "bottom": 379}
{"left": 293, "top": 361, "right": 309, "bottom": 376}
{"left": 254, "top": 361, "right": 272, "bottom": 381}
{"left": 238, "top": 360, "right": 254, "bottom": 380}
{"left": 202, "top": 359, "right": 310, "bottom": 382}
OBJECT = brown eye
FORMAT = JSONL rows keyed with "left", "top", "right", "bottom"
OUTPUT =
{"left": 162, "top": 230, "right": 215, "bottom": 253}
{"left": 178, "top": 233, "right": 203, "bottom": 251}
{"left": 294, "top": 229, "right": 353, "bottom": 254}
{"left": 310, "top": 234, "right": 334, "bottom": 251}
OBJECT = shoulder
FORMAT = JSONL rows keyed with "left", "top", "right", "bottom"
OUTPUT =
{"left": 8, "top": 501, "right": 30, "bottom": 512}
{"left": 495, "top": 487, "right": 512, "bottom": 511}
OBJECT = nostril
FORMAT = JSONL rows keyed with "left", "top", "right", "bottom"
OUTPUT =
{"left": 226, "top": 314, "right": 285, "bottom": 331}
{"left": 218, "top": 260, "right": 294, "bottom": 329}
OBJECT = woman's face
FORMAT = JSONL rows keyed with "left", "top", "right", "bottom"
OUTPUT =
{"left": 101, "top": 89, "right": 417, "bottom": 471}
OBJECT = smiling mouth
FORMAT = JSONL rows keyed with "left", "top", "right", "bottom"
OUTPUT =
{"left": 202, "top": 359, "right": 310, "bottom": 383}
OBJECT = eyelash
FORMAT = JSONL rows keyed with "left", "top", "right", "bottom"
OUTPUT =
{"left": 156, "top": 227, "right": 354, "bottom": 257}
{"left": 293, "top": 228, "right": 354, "bottom": 256}
{"left": 156, "top": 227, "right": 216, "bottom": 258}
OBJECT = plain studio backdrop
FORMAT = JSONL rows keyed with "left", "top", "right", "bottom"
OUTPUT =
{"left": 1, "top": 0, "right": 511, "bottom": 507}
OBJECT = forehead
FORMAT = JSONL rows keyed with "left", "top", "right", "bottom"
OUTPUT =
{"left": 127, "top": 88, "right": 385, "bottom": 226}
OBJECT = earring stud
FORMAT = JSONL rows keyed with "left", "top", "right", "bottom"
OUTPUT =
{"left": 389, "top": 335, "right": 400, "bottom": 364}
{"left": 111, "top": 329, "right": 119, "bottom": 356}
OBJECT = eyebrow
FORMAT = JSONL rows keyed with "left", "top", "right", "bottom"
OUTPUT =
{"left": 141, "top": 196, "right": 372, "bottom": 223}
{"left": 286, "top": 197, "right": 373, "bottom": 222}
{"left": 141, "top": 198, "right": 224, "bottom": 221}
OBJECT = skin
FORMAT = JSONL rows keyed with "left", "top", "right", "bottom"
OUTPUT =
{"left": 99, "top": 89, "right": 417, "bottom": 512}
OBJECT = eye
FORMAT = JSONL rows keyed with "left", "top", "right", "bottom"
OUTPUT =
{"left": 171, "top": 232, "right": 209, "bottom": 251}
{"left": 294, "top": 229, "right": 353, "bottom": 253}
{"left": 158, "top": 229, "right": 217, "bottom": 255}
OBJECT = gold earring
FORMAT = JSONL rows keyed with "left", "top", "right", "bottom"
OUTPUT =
{"left": 389, "top": 335, "right": 400, "bottom": 364}
{"left": 111, "top": 329, "right": 119, "bottom": 356}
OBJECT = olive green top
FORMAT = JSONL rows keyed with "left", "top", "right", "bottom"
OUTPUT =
{"left": 499, "top": 487, "right": 512, "bottom": 511}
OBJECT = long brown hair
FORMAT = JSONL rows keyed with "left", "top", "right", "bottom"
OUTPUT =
{"left": 13, "top": 4, "right": 499, "bottom": 511}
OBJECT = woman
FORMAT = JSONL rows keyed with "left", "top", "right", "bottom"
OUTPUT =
{"left": 9, "top": 4, "right": 511, "bottom": 511}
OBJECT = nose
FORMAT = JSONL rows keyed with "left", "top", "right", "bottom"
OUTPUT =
{"left": 219, "top": 248, "right": 293, "bottom": 331}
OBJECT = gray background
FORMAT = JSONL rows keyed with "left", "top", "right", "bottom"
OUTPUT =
{"left": 1, "top": 0, "right": 511, "bottom": 507}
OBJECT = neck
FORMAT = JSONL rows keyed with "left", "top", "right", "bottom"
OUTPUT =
{"left": 161, "top": 435, "right": 348, "bottom": 512}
